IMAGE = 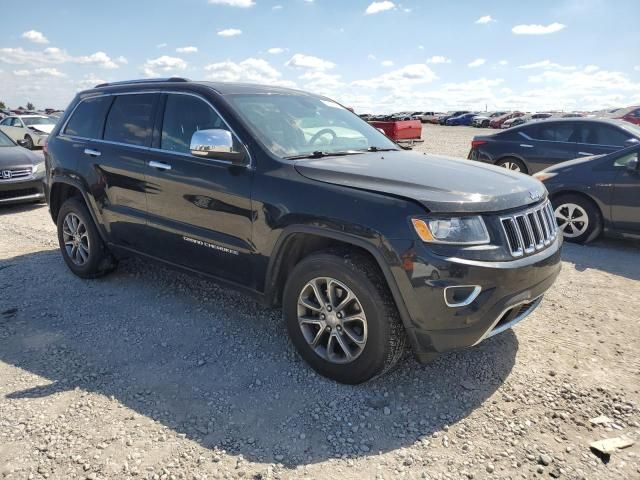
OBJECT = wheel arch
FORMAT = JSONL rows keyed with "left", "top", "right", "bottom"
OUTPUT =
{"left": 264, "top": 226, "right": 414, "bottom": 338}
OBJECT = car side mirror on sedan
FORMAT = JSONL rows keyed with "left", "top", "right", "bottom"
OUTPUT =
{"left": 190, "top": 129, "right": 248, "bottom": 166}
{"left": 624, "top": 138, "right": 640, "bottom": 148}
{"left": 17, "top": 139, "right": 27, "bottom": 147}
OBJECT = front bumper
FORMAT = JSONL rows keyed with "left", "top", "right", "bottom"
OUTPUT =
{"left": 0, "top": 177, "right": 45, "bottom": 205}
{"left": 388, "top": 235, "right": 562, "bottom": 362}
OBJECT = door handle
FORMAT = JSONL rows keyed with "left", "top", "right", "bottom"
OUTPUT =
{"left": 84, "top": 148, "right": 101, "bottom": 157}
{"left": 578, "top": 151, "right": 594, "bottom": 156}
{"left": 149, "top": 160, "right": 172, "bottom": 171}
{"left": 520, "top": 144, "right": 534, "bottom": 148}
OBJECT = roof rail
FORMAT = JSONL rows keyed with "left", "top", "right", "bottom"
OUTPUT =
{"left": 94, "top": 77, "right": 190, "bottom": 88}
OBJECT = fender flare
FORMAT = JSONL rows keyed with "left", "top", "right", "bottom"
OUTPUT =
{"left": 264, "top": 225, "right": 414, "bottom": 334}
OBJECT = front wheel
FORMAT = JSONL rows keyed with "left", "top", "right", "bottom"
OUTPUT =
{"left": 23, "top": 135, "right": 34, "bottom": 150}
{"left": 552, "top": 194, "right": 602, "bottom": 244}
{"left": 283, "top": 252, "right": 407, "bottom": 384}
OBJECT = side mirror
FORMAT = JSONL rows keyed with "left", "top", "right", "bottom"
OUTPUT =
{"left": 624, "top": 138, "right": 640, "bottom": 148}
{"left": 17, "top": 139, "right": 27, "bottom": 147}
{"left": 190, "top": 129, "right": 248, "bottom": 166}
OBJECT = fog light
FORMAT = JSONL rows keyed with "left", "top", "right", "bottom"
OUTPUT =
{"left": 444, "top": 285, "right": 481, "bottom": 307}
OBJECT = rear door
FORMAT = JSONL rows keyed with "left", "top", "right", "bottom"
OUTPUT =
{"left": 69, "top": 93, "right": 158, "bottom": 250}
{"left": 610, "top": 148, "right": 640, "bottom": 234}
{"left": 143, "top": 92, "right": 254, "bottom": 285}
{"left": 519, "top": 121, "right": 579, "bottom": 172}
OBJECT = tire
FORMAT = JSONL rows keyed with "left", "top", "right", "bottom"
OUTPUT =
{"left": 552, "top": 194, "right": 602, "bottom": 244}
{"left": 56, "top": 197, "right": 117, "bottom": 278}
{"left": 495, "top": 157, "right": 527, "bottom": 174}
{"left": 23, "top": 135, "right": 34, "bottom": 150}
{"left": 283, "top": 251, "right": 407, "bottom": 384}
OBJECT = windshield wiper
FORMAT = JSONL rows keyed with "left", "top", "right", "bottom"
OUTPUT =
{"left": 365, "top": 146, "right": 399, "bottom": 152}
{"left": 284, "top": 150, "right": 365, "bottom": 160}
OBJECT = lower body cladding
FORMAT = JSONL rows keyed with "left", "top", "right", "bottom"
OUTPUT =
{"left": 0, "top": 177, "right": 45, "bottom": 205}
{"left": 388, "top": 236, "right": 562, "bottom": 362}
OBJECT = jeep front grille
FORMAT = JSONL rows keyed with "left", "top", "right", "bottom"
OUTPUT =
{"left": 500, "top": 201, "right": 558, "bottom": 257}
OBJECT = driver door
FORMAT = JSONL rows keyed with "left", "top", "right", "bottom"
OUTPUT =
{"left": 611, "top": 149, "right": 640, "bottom": 234}
{"left": 143, "top": 92, "right": 254, "bottom": 285}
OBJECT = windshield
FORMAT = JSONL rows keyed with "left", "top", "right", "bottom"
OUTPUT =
{"left": 23, "top": 116, "right": 53, "bottom": 126}
{"left": 618, "top": 121, "right": 640, "bottom": 138}
{"left": 226, "top": 94, "right": 399, "bottom": 158}
{"left": 0, "top": 130, "right": 15, "bottom": 147}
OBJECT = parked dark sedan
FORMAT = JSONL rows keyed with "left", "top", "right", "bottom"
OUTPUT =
{"left": 439, "top": 110, "right": 470, "bottom": 125}
{"left": 533, "top": 144, "right": 640, "bottom": 243}
{"left": 468, "top": 118, "right": 640, "bottom": 174}
{"left": 0, "top": 129, "right": 45, "bottom": 205}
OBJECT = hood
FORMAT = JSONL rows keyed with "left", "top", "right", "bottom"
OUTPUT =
{"left": 294, "top": 150, "right": 547, "bottom": 213}
{"left": 28, "top": 124, "right": 55, "bottom": 134}
{"left": 0, "top": 145, "right": 41, "bottom": 168}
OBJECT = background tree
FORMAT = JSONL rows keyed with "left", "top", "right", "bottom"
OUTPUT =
{"left": 26, "top": 102, "right": 35, "bottom": 111}
{"left": 0, "top": 101, "right": 6, "bottom": 110}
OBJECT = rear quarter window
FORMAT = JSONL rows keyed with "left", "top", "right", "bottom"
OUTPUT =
{"left": 64, "top": 96, "right": 113, "bottom": 139}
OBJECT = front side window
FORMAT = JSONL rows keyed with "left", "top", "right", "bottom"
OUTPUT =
{"left": 595, "top": 125, "right": 632, "bottom": 146}
{"left": 613, "top": 150, "right": 640, "bottom": 168}
{"left": 64, "top": 96, "right": 113, "bottom": 139}
{"left": 226, "top": 93, "right": 398, "bottom": 158}
{"left": 104, "top": 94, "right": 156, "bottom": 147}
{"left": 161, "top": 94, "right": 230, "bottom": 154}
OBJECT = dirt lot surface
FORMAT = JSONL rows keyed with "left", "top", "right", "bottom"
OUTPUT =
{"left": 1, "top": 125, "right": 639, "bottom": 480}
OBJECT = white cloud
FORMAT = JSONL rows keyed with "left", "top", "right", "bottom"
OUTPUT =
{"left": 426, "top": 55, "right": 451, "bottom": 64}
{"left": 217, "top": 28, "right": 242, "bottom": 37}
{"left": 116, "top": 56, "right": 128, "bottom": 64}
{"left": 634, "top": 65, "right": 640, "bottom": 72}
{"left": 468, "top": 58, "right": 486, "bottom": 68}
{"left": 475, "top": 15, "right": 495, "bottom": 24}
{"left": 142, "top": 55, "right": 187, "bottom": 77}
{"left": 352, "top": 63, "right": 437, "bottom": 90}
{"left": 21, "top": 30, "right": 49, "bottom": 45}
{"left": 208, "top": 0, "right": 254, "bottom": 7}
{"left": 518, "top": 60, "right": 576, "bottom": 71}
{"left": 0, "top": 47, "right": 121, "bottom": 69}
{"left": 272, "top": 5, "right": 283, "bottom": 9}
{"left": 76, "top": 51, "right": 120, "bottom": 69}
{"left": 381, "top": 60, "right": 394, "bottom": 67}
{"left": 498, "top": 60, "right": 508, "bottom": 66}
{"left": 512, "top": 23, "right": 566, "bottom": 35}
{"left": 157, "top": 43, "right": 168, "bottom": 48}
{"left": 267, "top": 47, "right": 285, "bottom": 54}
{"left": 204, "top": 57, "right": 295, "bottom": 87}
{"left": 367, "top": 54, "right": 376, "bottom": 60}
{"left": 176, "top": 46, "right": 198, "bottom": 53}
{"left": 365, "top": 1, "right": 395, "bottom": 15}
{"left": 13, "top": 67, "right": 65, "bottom": 78}
{"left": 78, "top": 74, "right": 107, "bottom": 90}
{"left": 286, "top": 53, "right": 335, "bottom": 71}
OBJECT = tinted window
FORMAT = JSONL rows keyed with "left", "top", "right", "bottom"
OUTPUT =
{"left": 161, "top": 94, "right": 228, "bottom": 154}
{"left": 104, "top": 94, "right": 156, "bottom": 146}
{"left": 594, "top": 125, "right": 630, "bottom": 146}
{"left": 64, "top": 96, "right": 113, "bottom": 139}
{"left": 614, "top": 151, "right": 639, "bottom": 168}
{"left": 528, "top": 122, "right": 576, "bottom": 142}
{"left": 0, "top": 118, "right": 11, "bottom": 126}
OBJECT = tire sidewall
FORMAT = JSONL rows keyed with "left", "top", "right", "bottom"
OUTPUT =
{"left": 24, "top": 135, "right": 34, "bottom": 150}
{"left": 283, "top": 255, "right": 391, "bottom": 384}
{"left": 56, "top": 198, "right": 106, "bottom": 278}
{"left": 552, "top": 194, "right": 601, "bottom": 244}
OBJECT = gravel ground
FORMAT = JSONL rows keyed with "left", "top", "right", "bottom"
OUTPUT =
{"left": 1, "top": 125, "right": 639, "bottom": 480}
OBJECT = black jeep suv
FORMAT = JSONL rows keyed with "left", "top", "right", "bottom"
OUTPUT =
{"left": 45, "top": 78, "right": 562, "bottom": 384}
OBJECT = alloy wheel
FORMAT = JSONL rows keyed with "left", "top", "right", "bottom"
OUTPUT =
{"left": 62, "top": 212, "right": 90, "bottom": 265}
{"left": 297, "top": 277, "right": 368, "bottom": 364}
{"left": 500, "top": 161, "right": 521, "bottom": 172}
{"left": 555, "top": 203, "right": 589, "bottom": 238}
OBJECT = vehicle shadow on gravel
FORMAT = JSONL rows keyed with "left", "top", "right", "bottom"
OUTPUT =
{"left": 1, "top": 250, "right": 519, "bottom": 467}
{"left": 0, "top": 202, "right": 47, "bottom": 216}
{"left": 561, "top": 238, "right": 640, "bottom": 281}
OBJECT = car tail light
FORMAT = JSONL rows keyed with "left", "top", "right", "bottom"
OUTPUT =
{"left": 471, "top": 140, "right": 487, "bottom": 149}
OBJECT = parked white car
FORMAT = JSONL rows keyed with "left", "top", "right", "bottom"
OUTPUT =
{"left": 0, "top": 115, "right": 56, "bottom": 149}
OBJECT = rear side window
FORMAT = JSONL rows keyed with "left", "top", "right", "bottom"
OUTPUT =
{"left": 104, "top": 94, "right": 156, "bottom": 147}
{"left": 64, "top": 96, "right": 112, "bottom": 139}
{"left": 160, "top": 94, "right": 229, "bottom": 154}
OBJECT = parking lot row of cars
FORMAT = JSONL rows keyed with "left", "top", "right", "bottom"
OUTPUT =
{"left": 360, "top": 106, "right": 640, "bottom": 129}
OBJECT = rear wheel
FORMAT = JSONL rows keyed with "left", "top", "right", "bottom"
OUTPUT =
{"left": 552, "top": 194, "right": 602, "bottom": 244}
{"left": 56, "top": 197, "right": 117, "bottom": 278}
{"left": 496, "top": 157, "right": 527, "bottom": 174}
{"left": 283, "top": 251, "right": 407, "bottom": 384}
{"left": 23, "top": 135, "right": 34, "bottom": 150}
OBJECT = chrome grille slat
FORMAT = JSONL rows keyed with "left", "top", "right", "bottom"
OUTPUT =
{"left": 500, "top": 200, "right": 558, "bottom": 257}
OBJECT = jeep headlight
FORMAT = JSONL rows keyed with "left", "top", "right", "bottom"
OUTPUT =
{"left": 32, "top": 162, "right": 44, "bottom": 174}
{"left": 411, "top": 216, "right": 490, "bottom": 245}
